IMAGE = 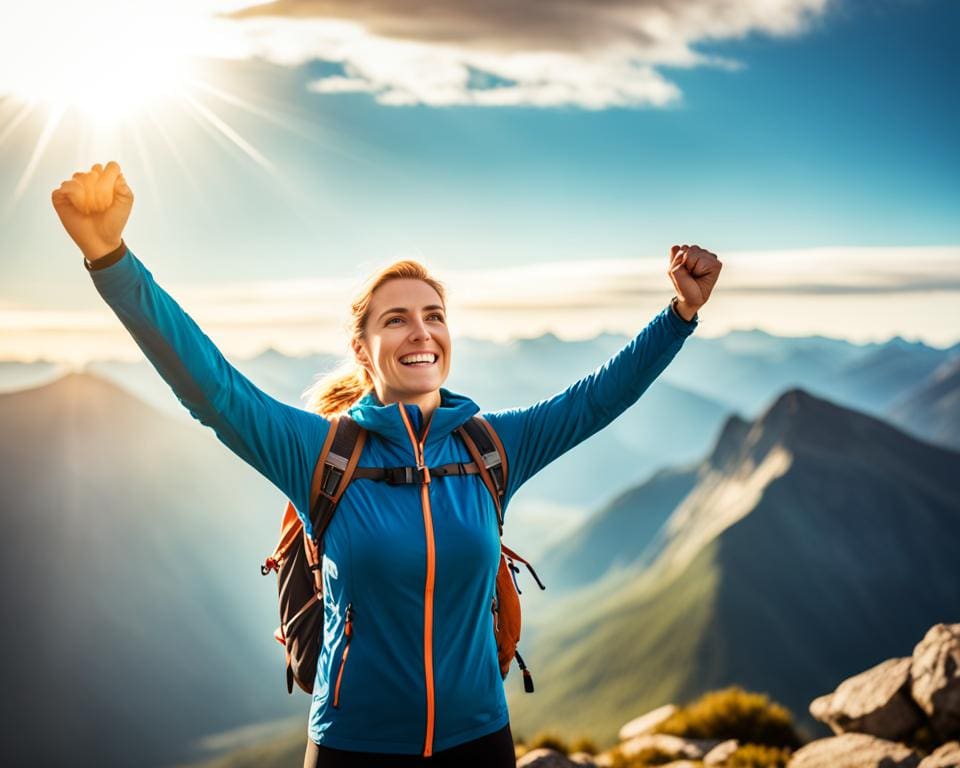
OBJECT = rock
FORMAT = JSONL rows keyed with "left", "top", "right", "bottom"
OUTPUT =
{"left": 568, "top": 753, "right": 598, "bottom": 767}
{"left": 618, "top": 704, "right": 679, "bottom": 741}
{"left": 912, "top": 623, "right": 960, "bottom": 740}
{"left": 809, "top": 656, "right": 924, "bottom": 740}
{"left": 619, "top": 733, "right": 718, "bottom": 760}
{"left": 517, "top": 748, "right": 582, "bottom": 767}
{"left": 704, "top": 739, "right": 739, "bottom": 765}
{"left": 919, "top": 742, "right": 960, "bottom": 768}
{"left": 788, "top": 733, "right": 921, "bottom": 768}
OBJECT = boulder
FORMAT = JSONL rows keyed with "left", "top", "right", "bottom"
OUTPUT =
{"left": 618, "top": 704, "right": 679, "bottom": 741}
{"left": 912, "top": 624, "right": 960, "bottom": 740}
{"left": 704, "top": 739, "right": 740, "bottom": 765}
{"left": 619, "top": 732, "right": 718, "bottom": 760}
{"left": 518, "top": 748, "right": 583, "bottom": 767}
{"left": 810, "top": 657, "right": 924, "bottom": 739}
{"left": 788, "top": 733, "right": 920, "bottom": 768}
{"left": 919, "top": 742, "right": 960, "bottom": 768}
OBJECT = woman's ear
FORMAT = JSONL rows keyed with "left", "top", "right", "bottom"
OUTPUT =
{"left": 352, "top": 340, "right": 370, "bottom": 373}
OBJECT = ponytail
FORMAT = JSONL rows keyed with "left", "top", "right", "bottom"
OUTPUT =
{"left": 303, "top": 361, "right": 373, "bottom": 418}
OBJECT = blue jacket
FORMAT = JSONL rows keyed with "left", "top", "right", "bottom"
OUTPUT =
{"left": 87, "top": 245, "right": 698, "bottom": 756}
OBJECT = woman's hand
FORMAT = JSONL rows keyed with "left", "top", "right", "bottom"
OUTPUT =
{"left": 668, "top": 244, "right": 722, "bottom": 319}
{"left": 51, "top": 161, "right": 134, "bottom": 262}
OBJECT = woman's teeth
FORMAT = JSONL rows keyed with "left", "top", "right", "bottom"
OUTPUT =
{"left": 400, "top": 354, "right": 436, "bottom": 366}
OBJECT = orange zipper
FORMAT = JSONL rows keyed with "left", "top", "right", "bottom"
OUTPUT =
{"left": 332, "top": 602, "right": 354, "bottom": 709}
{"left": 397, "top": 404, "right": 436, "bottom": 757}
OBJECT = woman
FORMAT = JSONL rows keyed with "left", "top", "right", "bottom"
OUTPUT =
{"left": 52, "top": 162, "right": 722, "bottom": 767}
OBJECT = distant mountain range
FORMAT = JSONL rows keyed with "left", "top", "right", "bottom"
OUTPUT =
{"left": 507, "top": 388, "right": 960, "bottom": 746}
{"left": 0, "top": 374, "right": 304, "bottom": 768}
{"left": 5, "top": 326, "right": 954, "bottom": 558}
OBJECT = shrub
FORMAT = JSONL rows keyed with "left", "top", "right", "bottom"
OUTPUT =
{"left": 607, "top": 746, "right": 698, "bottom": 768}
{"left": 654, "top": 687, "right": 801, "bottom": 748}
{"left": 727, "top": 743, "right": 792, "bottom": 768}
{"left": 569, "top": 736, "right": 599, "bottom": 755}
{"left": 526, "top": 731, "right": 570, "bottom": 754}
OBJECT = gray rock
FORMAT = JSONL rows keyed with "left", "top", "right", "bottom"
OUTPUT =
{"left": 912, "top": 623, "right": 960, "bottom": 740}
{"left": 810, "top": 656, "right": 924, "bottom": 739}
{"left": 618, "top": 704, "right": 679, "bottom": 741}
{"left": 919, "top": 742, "right": 960, "bottom": 768}
{"left": 788, "top": 733, "right": 920, "bottom": 768}
{"left": 518, "top": 748, "right": 581, "bottom": 767}
{"left": 704, "top": 739, "right": 740, "bottom": 765}
{"left": 619, "top": 733, "right": 719, "bottom": 760}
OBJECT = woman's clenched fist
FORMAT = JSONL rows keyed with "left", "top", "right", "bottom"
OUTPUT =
{"left": 52, "top": 161, "right": 134, "bottom": 262}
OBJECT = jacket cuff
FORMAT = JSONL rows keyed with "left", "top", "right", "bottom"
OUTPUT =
{"left": 84, "top": 240, "right": 128, "bottom": 271}
{"left": 86, "top": 240, "right": 142, "bottom": 298}
{"left": 666, "top": 298, "right": 699, "bottom": 336}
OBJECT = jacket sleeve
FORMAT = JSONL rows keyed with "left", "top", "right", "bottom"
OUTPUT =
{"left": 86, "top": 243, "right": 328, "bottom": 527}
{"left": 483, "top": 302, "right": 697, "bottom": 514}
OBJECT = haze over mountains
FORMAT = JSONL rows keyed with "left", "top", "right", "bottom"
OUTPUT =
{"left": 0, "top": 374, "right": 304, "bottom": 768}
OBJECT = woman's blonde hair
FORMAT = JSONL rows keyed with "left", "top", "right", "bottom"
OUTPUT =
{"left": 303, "top": 260, "right": 447, "bottom": 417}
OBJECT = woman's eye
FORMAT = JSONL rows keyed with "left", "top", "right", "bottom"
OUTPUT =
{"left": 387, "top": 317, "right": 403, "bottom": 325}
{"left": 429, "top": 313, "right": 445, "bottom": 322}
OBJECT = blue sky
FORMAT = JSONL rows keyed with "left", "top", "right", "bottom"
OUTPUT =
{"left": 1, "top": 0, "right": 958, "bottom": 361}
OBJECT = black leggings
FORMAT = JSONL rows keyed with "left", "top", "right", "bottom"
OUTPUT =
{"left": 303, "top": 723, "right": 515, "bottom": 767}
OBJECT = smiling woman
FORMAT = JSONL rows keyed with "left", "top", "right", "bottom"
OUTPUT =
{"left": 51, "top": 160, "right": 720, "bottom": 766}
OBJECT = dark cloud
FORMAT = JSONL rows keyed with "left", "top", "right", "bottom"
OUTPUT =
{"left": 221, "top": 0, "right": 821, "bottom": 55}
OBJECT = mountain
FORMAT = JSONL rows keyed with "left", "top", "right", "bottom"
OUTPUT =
{"left": 535, "top": 463, "right": 700, "bottom": 592}
{"left": 886, "top": 356, "right": 960, "bottom": 451}
{"left": 0, "top": 358, "right": 68, "bottom": 392}
{"left": 0, "top": 373, "right": 305, "bottom": 768}
{"left": 826, "top": 336, "right": 956, "bottom": 415}
{"left": 507, "top": 388, "right": 960, "bottom": 747}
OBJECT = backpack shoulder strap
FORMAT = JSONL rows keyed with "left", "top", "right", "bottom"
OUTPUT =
{"left": 456, "top": 415, "right": 508, "bottom": 535}
{"left": 308, "top": 414, "right": 367, "bottom": 544}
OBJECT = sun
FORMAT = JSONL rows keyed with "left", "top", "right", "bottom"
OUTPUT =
{"left": 2, "top": 1, "right": 202, "bottom": 124}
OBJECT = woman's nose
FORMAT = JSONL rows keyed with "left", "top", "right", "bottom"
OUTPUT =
{"left": 409, "top": 318, "right": 431, "bottom": 341}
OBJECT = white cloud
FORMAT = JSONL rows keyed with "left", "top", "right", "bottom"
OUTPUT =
{"left": 209, "top": 0, "right": 832, "bottom": 108}
{"left": 4, "top": 245, "right": 959, "bottom": 363}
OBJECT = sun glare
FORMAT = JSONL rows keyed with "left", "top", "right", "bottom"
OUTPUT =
{"left": 3, "top": 2, "right": 195, "bottom": 123}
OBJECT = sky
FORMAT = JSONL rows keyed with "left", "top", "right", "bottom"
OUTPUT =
{"left": 0, "top": 0, "right": 958, "bottom": 363}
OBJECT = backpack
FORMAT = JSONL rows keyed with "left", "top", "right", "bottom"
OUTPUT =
{"left": 260, "top": 413, "right": 545, "bottom": 697}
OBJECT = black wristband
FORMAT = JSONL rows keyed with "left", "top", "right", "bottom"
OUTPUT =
{"left": 84, "top": 240, "right": 127, "bottom": 272}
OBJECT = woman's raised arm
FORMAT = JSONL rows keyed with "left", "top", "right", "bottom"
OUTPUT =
{"left": 484, "top": 245, "right": 722, "bottom": 511}
{"left": 52, "top": 162, "right": 328, "bottom": 522}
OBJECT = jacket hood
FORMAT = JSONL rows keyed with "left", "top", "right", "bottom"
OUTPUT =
{"left": 347, "top": 387, "right": 480, "bottom": 446}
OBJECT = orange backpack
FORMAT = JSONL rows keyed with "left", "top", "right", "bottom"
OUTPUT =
{"left": 260, "top": 413, "right": 545, "bottom": 695}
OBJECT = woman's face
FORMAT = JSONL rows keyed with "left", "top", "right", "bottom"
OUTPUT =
{"left": 354, "top": 278, "right": 451, "bottom": 407}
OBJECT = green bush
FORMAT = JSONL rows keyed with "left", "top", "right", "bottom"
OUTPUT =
{"left": 526, "top": 731, "right": 570, "bottom": 754}
{"left": 607, "top": 748, "right": 703, "bottom": 768}
{"left": 654, "top": 687, "right": 801, "bottom": 749}
{"left": 569, "top": 736, "right": 599, "bottom": 755}
{"left": 727, "top": 743, "right": 792, "bottom": 768}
